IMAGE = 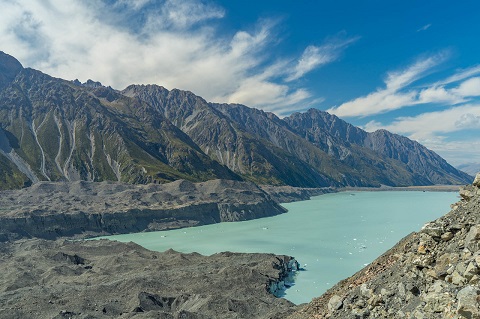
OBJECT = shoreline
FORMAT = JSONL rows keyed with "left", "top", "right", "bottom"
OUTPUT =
{"left": 0, "top": 183, "right": 468, "bottom": 318}
{"left": 0, "top": 181, "right": 462, "bottom": 242}
{"left": 335, "top": 184, "right": 462, "bottom": 193}
{"left": 264, "top": 184, "right": 462, "bottom": 204}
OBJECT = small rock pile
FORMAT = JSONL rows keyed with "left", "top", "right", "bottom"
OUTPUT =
{"left": 291, "top": 173, "right": 480, "bottom": 319}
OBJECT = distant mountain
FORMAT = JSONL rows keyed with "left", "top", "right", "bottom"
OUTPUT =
{"left": 285, "top": 109, "right": 472, "bottom": 185}
{"left": 213, "top": 103, "right": 426, "bottom": 186}
{"left": 0, "top": 51, "right": 472, "bottom": 189}
{"left": 457, "top": 163, "right": 480, "bottom": 176}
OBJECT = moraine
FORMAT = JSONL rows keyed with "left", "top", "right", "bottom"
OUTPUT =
{"left": 98, "top": 191, "right": 458, "bottom": 304}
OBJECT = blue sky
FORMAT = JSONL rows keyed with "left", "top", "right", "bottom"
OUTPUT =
{"left": 1, "top": 0, "right": 479, "bottom": 167}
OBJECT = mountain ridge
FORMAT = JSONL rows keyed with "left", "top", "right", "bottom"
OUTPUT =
{"left": 285, "top": 108, "right": 472, "bottom": 185}
{"left": 0, "top": 51, "right": 472, "bottom": 189}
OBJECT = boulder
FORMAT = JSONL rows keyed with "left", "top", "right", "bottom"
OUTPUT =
{"left": 463, "top": 261, "right": 479, "bottom": 280}
{"left": 457, "top": 286, "right": 480, "bottom": 319}
{"left": 473, "top": 173, "right": 480, "bottom": 187}
{"left": 441, "top": 232, "right": 454, "bottom": 242}
{"left": 466, "top": 225, "right": 480, "bottom": 252}
{"left": 327, "top": 295, "right": 343, "bottom": 312}
{"left": 421, "top": 222, "right": 443, "bottom": 238}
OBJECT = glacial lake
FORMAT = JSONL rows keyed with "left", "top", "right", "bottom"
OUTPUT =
{"left": 98, "top": 191, "right": 458, "bottom": 304}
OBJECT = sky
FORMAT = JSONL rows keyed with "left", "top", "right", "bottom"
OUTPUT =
{"left": 1, "top": 0, "right": 479, "bottom": 167}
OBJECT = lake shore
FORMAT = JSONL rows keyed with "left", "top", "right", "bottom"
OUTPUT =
{"left": 262, "top": 184, "right": 461, "bottom": 204}
{"left": 0, "top": 180, "right": 463, "bottom": 242}
{"left": 0, "top": 182, "right": 468, "bottom": 318}
{"left": 337, "top": 184, "right": 462, "bottom": 192}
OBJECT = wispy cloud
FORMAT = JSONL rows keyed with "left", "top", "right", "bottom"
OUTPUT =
{"left": 434, "top": 65, "right": 480, "bottom": 86}
{"left": 363, "top": 104, "right": 480, "bottom": 138}
{"left": 285, "top": 35, "right": 359, "bottom": 82}
{"left": 417, "top": 24, "right": 431, "bottom": 32}
{"left": 328, "top": 52, "right": 480, "bottom": 117}
{"left": 0, "top": 0, "right": 353, "bottom": 114}
{"left": 423, "top": 138, "right": 480, "bottom": 166}
{"left": 114, "top": 0, "right": 151, "bottom": 10}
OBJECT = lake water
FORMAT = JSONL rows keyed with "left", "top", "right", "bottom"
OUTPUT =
{"left": 97, "top": 191, "right": 458, "bottom": 304}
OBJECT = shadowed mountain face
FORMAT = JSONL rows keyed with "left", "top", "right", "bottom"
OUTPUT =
{"left": 0, "top": 51, "right": 472, "bottom": 189}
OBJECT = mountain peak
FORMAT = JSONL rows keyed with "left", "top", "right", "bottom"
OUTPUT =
{"left": 0, "top": 51, "right": 23, "bottom": 90}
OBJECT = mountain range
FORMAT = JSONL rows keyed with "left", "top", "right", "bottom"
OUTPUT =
{"left": 0, "top": 51, "right": 472, "bottom": 190}
{"left": 456, "top": 163, "right": 480, "bottom": 176}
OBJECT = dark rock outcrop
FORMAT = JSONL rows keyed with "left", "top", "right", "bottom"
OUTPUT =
{"left": 290, "top": 173, "right": 480, "bottom": 319}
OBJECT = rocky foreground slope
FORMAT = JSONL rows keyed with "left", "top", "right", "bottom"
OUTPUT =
{"left": 1, "top": 177, "right": 479, "bottom": 318}
{"left": 289, "top": 173, "right": 480, "bottom": 319}
{"left": 0, "top": 179, "right": 287, "bottom": 241}
{"left": 0, "top": 239, "right": 298, "bottom": 319}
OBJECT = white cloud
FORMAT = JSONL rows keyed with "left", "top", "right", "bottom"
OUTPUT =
{"left": 417, "top": 24, "right": 431, "bottom": 32}
{"left": 362, "top": 104, "right": 480, "bottom": 166}
{"left": 417, "top": 86, "right": 463, "bottom": 104}
{"left": 327, "top": 54, "right": 447, "bottom": 117}
{"left": 453, "top": 77, "right": 480, "bottom": 97}
{"left": 455, "top": 113, "right": 480, "bottom": 129}
{"left": 417, "top": 138, "right": 480, "bottom": 167}
{"left": 286, "top": 36, "right": 359, "bottom": 82}
{"left": 362, "top": 104, "right": 480, "bottom": 137}
{"left": 0, "top": 0, "right": 353, "bottom": 114}
{"left": 435, "top": 65, "right": 480, "bottom": 86}
{"left": 327, "top": 52, "right": 480, "bottom": 118}
{"left": 115, "top": 0, "right": 151, "bottom": 10}
{"left": 143, "top": 0, "right": 225, "bottom": 30}
{"left": 385, "top": 54, "right": 445, "bottom": 90}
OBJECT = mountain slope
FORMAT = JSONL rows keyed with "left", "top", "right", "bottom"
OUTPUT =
{"left": 123, "top": 84, "right": 338, "bottom": 187}
{"left": 0, "top": 52, "right": 238, "bottom": 189}
{"left": 457, "top": 163, "right": 480, "bottom": 176}
{"left": 212, "top": 103, "right": 428, "bottom": 187}
{"left": 0, "top": 51, "right": 471, "bottom": 189}
{"left": 285, "top": 108, "right": 472, "bottom": 185}
{"left": 289, "top": 174, "right": 480, "bottom": 319}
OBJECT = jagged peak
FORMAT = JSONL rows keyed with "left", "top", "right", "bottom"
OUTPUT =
{"left": 83, "top": 79, "right": 103, "bottom": 88}
{"left": 0, "top": 51, "right": 24, "bottom": 90}
{"left": 0, "top": 51, "right": 23, "bottom": 70}
{"left": 123, "top": 83, "right": 169, "bottom": 92}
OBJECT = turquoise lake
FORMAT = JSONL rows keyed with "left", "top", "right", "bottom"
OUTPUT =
{"left": 98, "top": 191, "right": 458, "bottom": 305}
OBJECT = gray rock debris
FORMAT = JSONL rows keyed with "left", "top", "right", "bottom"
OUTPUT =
{"left": 289, "top": 173, "right": 480, "bottom": 319}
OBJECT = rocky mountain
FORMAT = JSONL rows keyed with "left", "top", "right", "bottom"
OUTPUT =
{"left": 212, "top": 103, "right": 427, "bottom": 186}
{"left": 0, "top": 51, "right": 472, "bottom": 189}
{"left": 0, "top": 52, "right": 239, "bottom": 190}
{"left": 457, "top": 163, "right": 480, "bottom": 176}
{"left": 289, "top": 173, "right": 480, "bottom": 319}
{"left": 123, "top": 84, "right": 338, "bottom": 187}
{"left": 285, "top": 108, "right": 473, "bottom": 185}
{"left": 126, "top": 83, "right": 471, "bottom": 187}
